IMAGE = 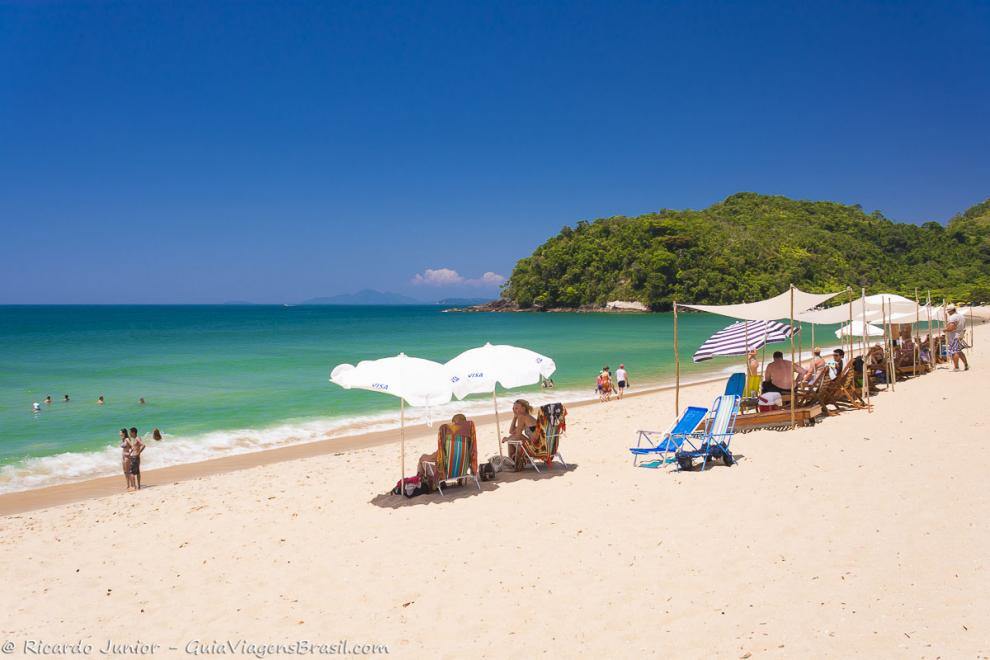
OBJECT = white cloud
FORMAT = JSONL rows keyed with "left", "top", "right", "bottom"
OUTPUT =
{"left": 474, "top": 271, "right": 506, "bottom": 286}
{"left": 412, "top": 268, "right": 465, "bottom": 286}
{"left": 411, "top": 268, "right": 506, "bottom": 288}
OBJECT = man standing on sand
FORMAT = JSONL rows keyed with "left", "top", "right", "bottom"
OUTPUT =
{"left": 945, "top": 304, "right": 970, "bottom": 371}
{"left": 615, "top": 363, "right": 630, "bottom": 398}
{"left": 762, "top": 350, "right": 807, "bottom": 394}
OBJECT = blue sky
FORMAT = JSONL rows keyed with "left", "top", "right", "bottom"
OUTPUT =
{"left": 1, "top": 1, "right": 988, "bottom": 303}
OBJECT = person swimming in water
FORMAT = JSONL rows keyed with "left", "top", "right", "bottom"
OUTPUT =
{"left": 97, "top": 395, "right": 104, "bottom": 405}
{"left": 44, "top": 395, "right": 52, "bottom": 405}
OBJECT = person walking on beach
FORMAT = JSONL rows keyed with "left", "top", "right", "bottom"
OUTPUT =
{"left": 946, "top": 304, "right": 970, "bottom": 371}
{"left": 615, "top": 364, "right": 630, "bottom": 399}
{"left": 597, "top": 366, "right": 613, "bottom": 402}
{"left": 127, "top": 427, "right": 145, "bottom": 491}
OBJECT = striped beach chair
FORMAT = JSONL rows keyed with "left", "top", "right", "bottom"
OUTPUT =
{"left": 509, "top": 403, "right": 567, "bottom": 473}
{"left": 674, "top": 394, "right": 739, "bottom": 471}
{"left": 424, "top": 421, "right": 480, "bottom": 495}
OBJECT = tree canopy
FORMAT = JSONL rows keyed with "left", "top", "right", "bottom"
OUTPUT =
{"left": 502, "top": 193, "right": 990, "bottom": 310}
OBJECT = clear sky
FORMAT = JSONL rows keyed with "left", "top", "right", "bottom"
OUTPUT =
{"left": 1, "top": 1, "right": 988, "bottom": 304}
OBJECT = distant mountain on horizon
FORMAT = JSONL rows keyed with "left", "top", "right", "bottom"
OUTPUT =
{"left": 300, "top": 289, "right": 424, "bottom": 305}
{"left": 436, "top": 297, "right": 497, "bottom": 306}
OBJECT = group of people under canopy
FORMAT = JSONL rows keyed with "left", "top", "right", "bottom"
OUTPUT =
{"left": 680, "top": 287, "right": 969, "bottom": 416}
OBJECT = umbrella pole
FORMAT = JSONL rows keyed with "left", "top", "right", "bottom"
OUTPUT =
{"left": 789, "top": 284, "right": 795, "bottom": 429}
{"left": 493, "top": 389, "right": 503, "bottom": 458}
{"left": 674, "top": 302, "right": 680, "bottom": 415}
{"left": 400, "top": 398, "right": 406, "bottom": 490}
{"left": 927, "top": 290, "right": 934, "bottom": 367}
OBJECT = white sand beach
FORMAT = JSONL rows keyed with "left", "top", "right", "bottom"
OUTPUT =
{"left": 1, "top": 336, "right": 987, "bottom": 658}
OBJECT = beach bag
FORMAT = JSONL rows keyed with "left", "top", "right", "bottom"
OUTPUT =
{"left": 757, "top": 392, "right": 782, "bottom": 412}
{"left": 391, "top": 476, "right": 423, "bottom": 497}
{"left": 479, "top": 462, "right": 496, "bottom": 481}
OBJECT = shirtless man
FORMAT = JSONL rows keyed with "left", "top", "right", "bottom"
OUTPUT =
{"left": 762, "top": 351, "right": 807, "bottom": 394}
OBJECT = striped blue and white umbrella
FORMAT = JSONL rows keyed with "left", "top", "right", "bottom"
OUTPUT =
{"left": 692, "top": 320, "right": 797, "bottom": 362}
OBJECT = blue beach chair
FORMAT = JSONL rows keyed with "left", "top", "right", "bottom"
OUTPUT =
{"left": 630, "top": 406, "right": 709, "bottom": 468}
{"left": 724, "top": 372, "right": 746, "bottom": 398}
{"left": 675, "top": 394, "right": 739, "bottom": 471}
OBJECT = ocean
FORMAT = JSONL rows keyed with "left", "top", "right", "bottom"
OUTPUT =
{"left": 0, "top": 305, "right": 821, "bottom": 493}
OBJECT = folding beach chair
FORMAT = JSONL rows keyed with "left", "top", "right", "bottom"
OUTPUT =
{"left": 509, "top": 403, "right": 567, "bottom": 473}
{"left": 724, "top": 372, "right": 746, "bottom": 398}
{"left": 629, "top": 406, "right": 709, "bottom": 468}
{"left": 423, "top": 420, "right": 480, "bottom": 495}
{"left": 675, "top": 394, "right": 739, "bottom": 471}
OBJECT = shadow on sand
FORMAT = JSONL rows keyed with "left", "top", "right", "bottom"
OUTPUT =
{"left": 370, "top": 463, "right": 578, "bottom": 509}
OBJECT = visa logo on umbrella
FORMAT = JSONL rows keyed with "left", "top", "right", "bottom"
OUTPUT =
{"left": 468, "top": 372, "right": 484, "bottom": 378}
{"left": 371, "top": 383, "right": 389, "bottom": 390}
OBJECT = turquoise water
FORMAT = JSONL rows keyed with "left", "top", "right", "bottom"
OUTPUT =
{"left": 0, "top": 305, "right": 814, "bottom": 492}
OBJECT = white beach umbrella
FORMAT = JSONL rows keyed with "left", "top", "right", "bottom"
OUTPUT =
{"left": 835, "top": 320, "right": 884, "bottom": 338}
{"left": 445, "top": 343, "right": 556, "bottom": 457}
{"left": 330, "top": 353, "right": 452, "bottom": 490}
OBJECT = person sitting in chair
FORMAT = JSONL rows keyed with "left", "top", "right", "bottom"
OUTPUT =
{"left": 417, "top": 413, "right": 478, "bottom": 492}
{"left": 762, "top": 351, "right": 807, "bottom": 395}
{"left": 501, "top": 399, "right": 537, "bottom": 468}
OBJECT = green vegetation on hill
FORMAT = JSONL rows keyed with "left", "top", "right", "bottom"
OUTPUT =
{"left": 502, "top": 193, "right": 990, "bottom": 309}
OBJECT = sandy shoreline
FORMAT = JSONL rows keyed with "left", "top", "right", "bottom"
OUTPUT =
{"left": 2, "top": 331, "right": 984, "bottom": 657}
{"left": 1, "top": 335, "right": 852, "bottom": 511}
{"left": 0, "top": 372, "right": 734, "bottom": 516}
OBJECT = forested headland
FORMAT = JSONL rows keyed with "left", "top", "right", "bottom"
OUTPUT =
{"left": 499, "top": 193, "right": 990, "bottom": 310}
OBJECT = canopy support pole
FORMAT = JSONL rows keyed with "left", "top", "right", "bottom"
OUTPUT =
{"left": 927, "top": 290, "right": 934, "bottom": 367}
{"left": 789, "top": 284, "right": 796, "bottom": 429}
{"left": 914, "top": 289, "right": 919, "bottom": 376}
{"left": 970, "top": 301, "right": 976, "bottom": 347}
{"left": 674, "top": 302, "right": 680, "bottom": 415}
{"left": 881, "top": 298, "right": 897, "bottom": 392}
{"left": 848, "top": 289, "right": 853, "bottom": 358}
{"left": 862, "top": 288, "right": 870, "bottom": 412}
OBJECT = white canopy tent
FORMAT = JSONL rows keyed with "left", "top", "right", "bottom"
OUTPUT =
{"left": 835, "top": 320, "right": 884, "bottom": 338}
{"left": 680, "top": 288, "right": 843, "bottom": 321}
{"left": 674, "top": 285, "right": 846, "bottom": 428}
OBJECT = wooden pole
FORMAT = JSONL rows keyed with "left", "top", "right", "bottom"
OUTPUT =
{"left": 674, "top": 302, "right": 679, "bottom": 415}
{"left": 862, "top": 288, "right": 870, "bottom": 411}
{"left": 887, "top": 299, "right": 897, "bottom": 392}
{"left": 927, "top": 290, "right": 934, "bottom": 367}
{"left": 789, "top": 284, "right": 796, "bottom": 429}
{"left": 969, "top": 301, "right": 975, "bottom": 347}
{"left": 914, "top": 289, "right": 919, "bottom": 376}
{"left": 848, "top": 289, "right": 853, "bottom": 359}
{"left": 942, "top": 298, "right": 948, "bottom": 364}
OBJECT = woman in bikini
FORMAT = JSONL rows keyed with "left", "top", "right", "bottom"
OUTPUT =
{"left": 502, "top": 399, "right": 537, "bottom": 469}
{"left": 119, "top": 428, "right": 131, "bottom": 490}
